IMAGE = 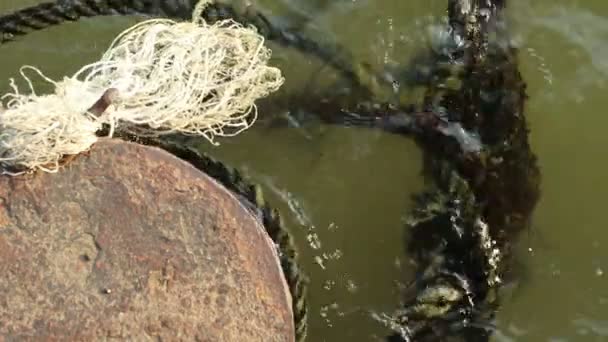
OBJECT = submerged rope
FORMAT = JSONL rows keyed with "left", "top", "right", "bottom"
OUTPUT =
{"left": 373, "top": 0, "right": 541, "bottom": 340}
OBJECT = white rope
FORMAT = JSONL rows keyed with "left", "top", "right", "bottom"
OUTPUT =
{"left": 0, "top": 0, "right": 284, "bottom": 172}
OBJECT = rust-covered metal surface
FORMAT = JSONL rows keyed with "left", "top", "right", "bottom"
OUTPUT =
{"left": 0, "top": 138, "right": 294, "bottom": 341}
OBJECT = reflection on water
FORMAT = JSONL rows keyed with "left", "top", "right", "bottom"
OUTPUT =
{"left": 0, "top": 0, "right": 607, "bottom": 341}
{"left": 510, "top": 2, "right": 608, "bottom": 106}
{"left": 535, "top": 8, "right": 608, "bottom": 76}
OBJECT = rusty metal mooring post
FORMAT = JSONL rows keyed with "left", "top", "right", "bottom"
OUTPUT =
{"left": 0, "top": 139, "right": 298, "bottom": 341}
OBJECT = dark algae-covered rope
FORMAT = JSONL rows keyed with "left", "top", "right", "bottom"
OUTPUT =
{"left": 0, "top": 0, "right": 387, "bottom": 98}
{"left": 371, "top": 0, "right": 540, "bottom": 341}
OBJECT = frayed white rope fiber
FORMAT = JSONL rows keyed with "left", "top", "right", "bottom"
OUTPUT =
{"left": 0, "top": 68, "right": 104, "bottom": 173}
{"left": 0, "top": 0, "right": 284, "bottom": 173}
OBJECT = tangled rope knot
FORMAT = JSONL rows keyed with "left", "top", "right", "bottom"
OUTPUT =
{"left": 0, "top": 0, "right": 284, "bottom": 173}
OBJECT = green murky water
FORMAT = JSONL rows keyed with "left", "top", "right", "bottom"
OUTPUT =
{"left": 1, "top": 1, "right": 607, "bottom": 341}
